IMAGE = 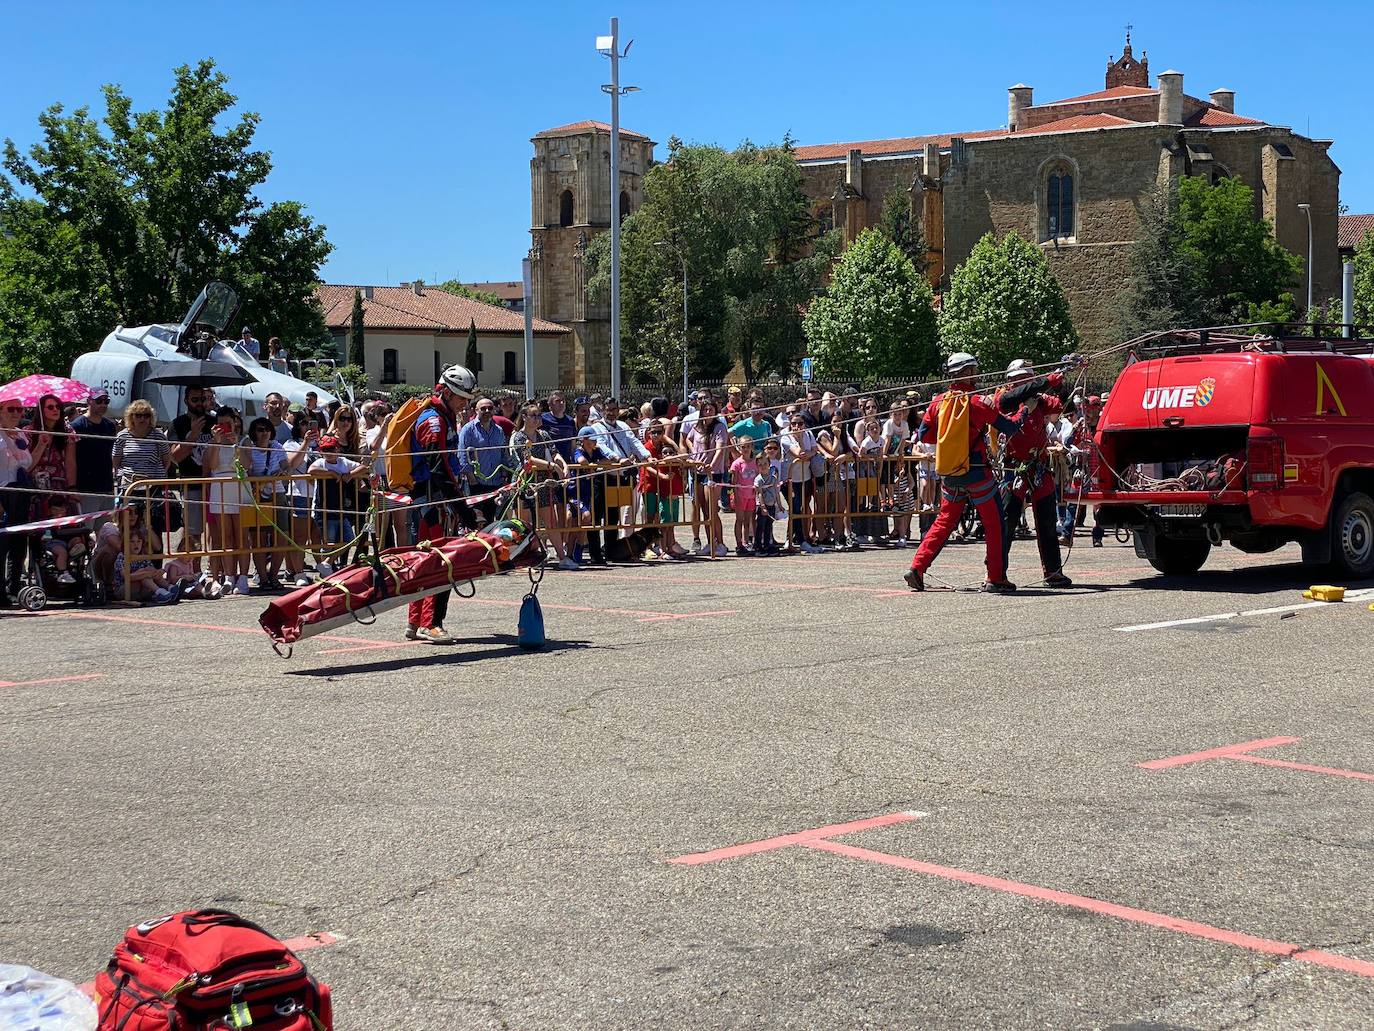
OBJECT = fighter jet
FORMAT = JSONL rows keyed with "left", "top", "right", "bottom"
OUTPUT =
{"left": 70, "top": 282, "right": 339, "bottom": 421}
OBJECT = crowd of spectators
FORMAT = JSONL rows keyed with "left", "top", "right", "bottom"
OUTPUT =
{"left": 0, "top": 374, "right": 1105, "bottom": 609}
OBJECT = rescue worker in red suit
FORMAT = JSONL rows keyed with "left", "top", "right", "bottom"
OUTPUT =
{"left": 996, "top": 358, "right": 1074, "bottom": 588}
{"left": 405, "top": 364, "right": 476, "bottom": 644}
{"left": 905, "top": 353, "right": 1033, "bottom": 594}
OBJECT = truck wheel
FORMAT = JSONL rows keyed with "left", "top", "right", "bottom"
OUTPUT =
{"left": 1331, "top": 492, "right": 1374, "bottom": 579}
{"left": 1147, "top": 537, "right": 1211, "bottom": 576}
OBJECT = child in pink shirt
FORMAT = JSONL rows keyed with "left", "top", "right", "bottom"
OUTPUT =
{"left": 729, "top": 436, "right": 759, "bottom": 556}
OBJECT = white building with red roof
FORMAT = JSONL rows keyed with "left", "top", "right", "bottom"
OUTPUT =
{"left": 316, "top": 282, "right": 569, "bottom": 392}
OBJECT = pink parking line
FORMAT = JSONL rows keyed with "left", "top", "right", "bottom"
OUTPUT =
{"left": 802, "top": 838, "right": 1374, "bottom": 980}
{"left": 1230, "top": 754, "right": 1374, "bottom": 783}
{"left": 0, "top": 673, "right": 104, "bottom": 689}
{"left": 668, "top": 810, "right": 924, "bottom": 865}
{"left": 1136, "top": 736, "right": 1300, "bottom": 770}
{"left": 465, "top": 596, "right": 739, "bottom": 623}
{"left": 1138, "top": 736, "right": 1373, "bottom": 782}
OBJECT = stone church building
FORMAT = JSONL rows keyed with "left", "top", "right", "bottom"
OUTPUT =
{"left": 531, "top": 36, "right": 1340, "bottom": 382}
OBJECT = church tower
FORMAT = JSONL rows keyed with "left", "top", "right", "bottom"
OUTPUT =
{"left": 528, "top": 121, "right": 655, "bottom": 387}
{"left": 1105, "top": 29, "right": 1149, "bottom": 89}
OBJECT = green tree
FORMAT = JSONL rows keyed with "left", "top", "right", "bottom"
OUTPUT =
{"left": 348, "top": 290, "right": 366, "bottom": 367}
{"left": 1117, "top": 177, "right": 1303, "bottom": 339}
{"left": 464, "top": 318, "right": 479, "bottom": 380}
{"left": 0, "top": 60, "right": 332, "bottom": 377}
{"left": 1116, "top": 181, "right": 1209, "bottom": 339}
{"left": 435, "top": 279, "right": 506, "bottom": 309}
{"left": 1353, "top": 230, "right": 1374, "bottom": 326}
{"left": 1176, "top": 175, "right": 1301, "bottom": 323}
{"left": 939, "top": 230, "right": 1078, "bottom": 372}
{"left": 802, "top": 228, "right": 939, "bottom": 378}
{"left": 877, "top": 188, "right": 927, "bottom": 272}
{"left": 587, "top": 136, "right": 833, "bottom": 383}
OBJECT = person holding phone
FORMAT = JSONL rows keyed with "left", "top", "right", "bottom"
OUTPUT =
{"left": 203, "top": 406, "right": 249, "bottom": 595}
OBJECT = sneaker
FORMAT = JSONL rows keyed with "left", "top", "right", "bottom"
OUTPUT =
{"left": 800, "top": 542, "right": 821, "bottom": 555}
{"left": 295, "top": 572, "right": 314, "bottom": 587}
{"left": 713, "top": 543, "right": 729, "bottom": 558}
{"left": 1044, "top": 572, "right": 1074, "bottom": 588}
{"left": 558, "top": 557, "right": 581, "bottom": 571}
{"left": 904, "top": 568, "right": 925, "bottom": 592}
{"left": 981, "top": 579, "right": 1018, "bottom": 595}
{"left": 893, "top": 537, "right": 909, "bottom": 548}
{"left": 315, "top": 561, "right": 334, "bottom": 579}
{"left": 846, "top": 537, "right": 862, "bottom": 552}
{"left": 694, "top": 542, "right": 711, "bottom": 556}
{"left": 735, "top": 545, "right": 750, "bottom": 557}
{"left": 416, "top": 625, "right": 455, "bottom": 644}
{"left": 857, "top": 535, "right": 872, "bottom": 545}
{"left": 1092, "top": 538, "right": 1104, "bottom": 548}
{"left": 57, "top": 571, "right": 76, "bottom": 585}
{"left": 249, "top": 574, "right": 262, "bottom": 589}
{"left": 404, "top": 625, "right": 420, "bottom": 641}
{"left": 235, "top": 575, "right": 251, "bottom": 596}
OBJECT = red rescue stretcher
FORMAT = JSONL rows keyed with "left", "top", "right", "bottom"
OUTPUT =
{"left": 259, "top": 519, "right": 545, "bottom": 653}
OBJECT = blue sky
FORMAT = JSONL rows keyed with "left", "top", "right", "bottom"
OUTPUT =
{"left": 3, "top": 1, "right": 1369, "bottom": 287}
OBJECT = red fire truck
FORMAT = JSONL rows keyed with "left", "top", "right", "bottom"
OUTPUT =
{"left": 1085, "top": 326, "right": 1374, "bottom": 578}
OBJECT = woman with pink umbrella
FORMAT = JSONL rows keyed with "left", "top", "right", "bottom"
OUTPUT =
{"left": 25, "top": 393, "right": 76, "bottom": 519}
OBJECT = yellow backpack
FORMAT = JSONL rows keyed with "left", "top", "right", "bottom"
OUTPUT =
{"left": 382, "top": 395, "right": 429, "bottom": 493}
{"left": 935, "top": 392, "right": 971, "bottom": 478}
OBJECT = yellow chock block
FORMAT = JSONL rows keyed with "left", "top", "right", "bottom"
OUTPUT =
{"left": 1302, "top": 585, "right": 1345, "bottom": 602}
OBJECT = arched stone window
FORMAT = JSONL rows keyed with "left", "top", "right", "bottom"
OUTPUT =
{"left": 559, "top": 189, "right": 574, "bottom": 227}
{"left": 619, "top": 190, "right": 632, "bottom": 222}
{"left": 1041, "top": 159, "right": 1077, "bottom": 241}
{"left": 1210, "top": 164, "right": 1232, "bottom": 185}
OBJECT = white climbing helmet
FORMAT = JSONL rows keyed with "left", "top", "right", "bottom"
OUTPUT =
{"left": 945, "top": 352, "right": 979, "bottom": 377}
{"left": 439, "top": 364, "right": 477, "bottom": 399}
{"left": 1004, "top": 358, "right": 1034, "bottom": 381}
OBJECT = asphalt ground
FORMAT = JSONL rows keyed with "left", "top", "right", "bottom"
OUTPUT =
{"left": 1, "top": 527, "right": 1371, "bottom": 1030}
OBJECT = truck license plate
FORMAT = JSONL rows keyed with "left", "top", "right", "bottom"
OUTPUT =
{"left": 1148, "top": 504, "right": 1206, "bottom": 518}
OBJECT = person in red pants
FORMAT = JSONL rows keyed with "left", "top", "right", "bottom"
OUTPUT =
{"left": 996, "top": 358, "right": 1075, "bottom": 588}
{"left": 406, "top": 365, "right": 476, "bottom": 644}
{"left": 904, "top": 353, "right": 1032, "bottom": 594}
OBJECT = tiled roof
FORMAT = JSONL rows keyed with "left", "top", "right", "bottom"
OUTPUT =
{"left": 1016, "top": 112, "right": 1135, "bottom": 135}
{"left": 794, "top": 114, "right": 1139, "bottom": 162}
{"left": 534, "top": 120, "right": 650, "bottom": 141}
{"left": 316, "top": 285, "right": 567, "bottom": 335}
{"left": 1037, "top": 85, "right": 1159, "bottom": 107}
{"left": 1185, "top": 107, "right": 1264, "bottom": 127}
{"left": 1339, "top": 214, "right": 1374, "bottom": 251}
{"left": 462, "top": 281, "right": 525, "bottom": 302}
{"left": 794, "top": 128, "right": 1007, "bottom": 162}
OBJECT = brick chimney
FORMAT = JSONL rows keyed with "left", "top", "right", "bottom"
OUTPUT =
{"left": 1157, "top": 70, "right": 1184, "bottom": 125}
{"left": 1209, "top": 88, "right": 1235, "bottom": 114}
{"left": 1007, "top": 84, "right": 1033, "bottom": 132}
{"left": 411, "top": 279, "right": 425, "bottom": 297}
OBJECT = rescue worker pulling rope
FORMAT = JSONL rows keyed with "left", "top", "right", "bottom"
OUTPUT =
{"left": 904, "top": 353, "right": 1035, "bottom": 594}
{"left": 996, "top": 358, "right": 1077, "bottom": 588}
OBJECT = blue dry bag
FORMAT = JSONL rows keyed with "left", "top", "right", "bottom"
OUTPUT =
{"left": 517, "top": 591, "right": 545, "bottom": 649}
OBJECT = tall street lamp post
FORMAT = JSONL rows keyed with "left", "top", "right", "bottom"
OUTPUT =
{"left": 597, "top": 18, "right": 638, "bottom": 398}
{"left": 1297, "top": 202, "right": 1313, "bottom": 318}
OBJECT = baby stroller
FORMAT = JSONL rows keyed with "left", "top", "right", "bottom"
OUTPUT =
{"left": 2, "top": 501, "right": 108, "bottom": 611}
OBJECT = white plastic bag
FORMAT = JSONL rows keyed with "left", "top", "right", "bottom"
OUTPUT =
{"left": 0, "top": 965, "right": 96, "bottom": 1031}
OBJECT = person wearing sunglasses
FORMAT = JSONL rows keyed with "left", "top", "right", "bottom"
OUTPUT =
{"left": 72, "top": 392, "right": 119, "bottom": 515}
{"left": 0, "top": 391, "right": 35, "bottom": 606}
{"left": 26, "top": 393, "right": 76, "bottom": 520}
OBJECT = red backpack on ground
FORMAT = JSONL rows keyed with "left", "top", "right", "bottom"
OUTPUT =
{"left": 93, "top": 909, "right": 333, "bottom": 1031}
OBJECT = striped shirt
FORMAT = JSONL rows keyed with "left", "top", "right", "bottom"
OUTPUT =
{"left": 112, "top": 429, "right": 171, "bottom": 486}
